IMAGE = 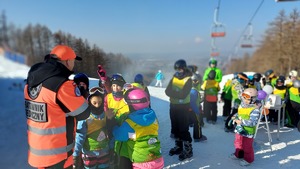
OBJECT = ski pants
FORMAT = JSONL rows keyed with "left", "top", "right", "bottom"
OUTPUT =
{"left": 169, "top": 103, "right": 192, "bottom": 142}
{"left": 203, "top": 100, "right": 218, "bottom": 122}
{"left": 155, "top": 80, "right": 162, "bottom": 87}
{"left": 234, "top": 134, "right": 254, "bottom": 163}
{"left": 191, "top": 112, "right": 203, "bottom": 139}
{"left": 225, "top": 108, "right": 238, "bottom": 129}
{"left": 286, "top": 100, "right": 300, "bottom": 126}
{"left": 222, "top": 99, "right": 232, "bottom": 117}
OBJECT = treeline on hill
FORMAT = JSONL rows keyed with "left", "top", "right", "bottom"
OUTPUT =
{"left": 225, "top": 9, "right": 300, "bottom": 77}
{"left": 0, "top": 12, "right": 132, "bottom": 78}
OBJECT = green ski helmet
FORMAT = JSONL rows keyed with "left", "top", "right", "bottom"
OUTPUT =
{"left": 209, "top": 58, "right": 217, "bottom": 66}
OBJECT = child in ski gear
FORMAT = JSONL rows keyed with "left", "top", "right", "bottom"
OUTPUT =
{"left": 190, "top": 73, "right": 207, "bottom": 142}
{"left": 202, "top": 58, "right": 223, "bottom": 83}
{"left": 133, "top": 73, "right": 151, "bottom": 105}
{"left": 74, "top": 73, "right": 90, "bottom": 99}
{"left": 230, "top": 88, "right": 260, "bottom": 166}
{"left": 201, "top": 70, "right": 220, "bottom": 124}
{"left": 221, "top": 77, "right": 233, "bottom": 118}
{"left": 73, "top": 87, "right": 112, "bottom": 169}
{"left": 165, "top": 59, "right": 193, "bottom": 161}
{"left": 286, "top": 70, "right": 299, "bottom": 88}
{"left": 24, "top": 45, "right": 90, "bottom": 168}
{"left": 253, "top": 73, "right": 262, "bottom": 91}
{"left": 224, "top": 72, "right": 248, "bottom": 132}
{"left": 155, "top": 70, "right": 164, "bottom": 87}
{"left": 264, "top": 69, "right": 277, "bottom": 87}
{"left": 247, "top": 75, "right": 256, "bottom": 89}
{"left": 268, "top": 76, "right": 286, "bottom": 123}
{"left": 103, "top": 74, "right": 131, "bottom": 169}
{"left": 112, "top": 88, "right": 164, "bottom": 169}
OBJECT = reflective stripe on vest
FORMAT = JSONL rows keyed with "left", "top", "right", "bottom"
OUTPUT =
{"left": 28, "top": 125, "right": 66, "bottom": 135}
{"left": 29, "top": 142, "right": 74, "bottom": 156}
{"left": 65, "top": 103, "right": 89, "bottom": 117}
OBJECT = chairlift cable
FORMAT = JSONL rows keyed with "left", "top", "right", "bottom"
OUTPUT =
{"left": 227, "top": 0, "right": 265, "bottom": 61}
{"left": 215, "top": 0, "right": 222, "bottom": 24}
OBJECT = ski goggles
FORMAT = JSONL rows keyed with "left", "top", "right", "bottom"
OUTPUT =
{"left": 242, "top": 92, "right": 252, "bottom": 100}
{"left": 110, "top": 74, "right": 125, "bottom": 82}
{"left": 89, "top": 87, "right": 105, "bottom": 95}
{"left": 192, "top": 79, "right": 199, "bottom": 84}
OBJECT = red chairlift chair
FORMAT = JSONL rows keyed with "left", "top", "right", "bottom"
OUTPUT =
{"left": 211, "top": 24, "right": 226, "bottom": 37}
{"left": 241, "top": 24, "right": 254, "bottom": 48}
{"left": 210, "top": 52, "right": 220, "bottom": 57}
{"left": 210, "top": 47, "right": 220, "bottom": 57}
{"left": 211, "top": 6, "right": 226, "bottom": 38}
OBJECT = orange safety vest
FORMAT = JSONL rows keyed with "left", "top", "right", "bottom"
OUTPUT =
{"left": 25, "top": 78, "right": 89, "bottom": 168}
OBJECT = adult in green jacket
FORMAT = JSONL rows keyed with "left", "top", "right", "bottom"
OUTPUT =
{"left": 202, "top": 58, "right": 223, "bottom": 83}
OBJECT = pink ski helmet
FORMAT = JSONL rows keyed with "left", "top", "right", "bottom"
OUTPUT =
{"left": 124, "top": 88, "right": 149, "bottom": 110}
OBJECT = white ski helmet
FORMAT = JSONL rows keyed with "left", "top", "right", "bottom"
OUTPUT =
{"left": 289, "top": 70, "right": 298, "bottom": 77}
{"left": 242, "top": 88, "right": 258, "bottom": 104}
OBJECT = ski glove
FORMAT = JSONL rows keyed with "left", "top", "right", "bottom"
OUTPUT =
{"left": 97, "top": 65, "right": 107, "bottom": 82}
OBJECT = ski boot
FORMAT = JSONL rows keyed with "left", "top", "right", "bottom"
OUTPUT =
{"left": 178, "top": 141, "right": 193, "bottom": 161}
{"left": 169, "top": 139, "right": 183, "bottom": 156}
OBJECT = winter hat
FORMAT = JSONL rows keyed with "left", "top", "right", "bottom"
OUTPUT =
{"left": 134, "top": 74, "right": 144, "bottom": 84}
{"left": 74, "top": 73, "right": 89, "bottom": 89}
{"left": 50, "top": 45, "right": 82, "bottom": 61}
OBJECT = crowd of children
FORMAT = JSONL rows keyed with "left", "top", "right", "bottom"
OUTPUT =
{"left": 72, "top": 67, "right": 164, "bottom": 169}
{"left": 70, "top": 58, "right": 300, "bottom": 168}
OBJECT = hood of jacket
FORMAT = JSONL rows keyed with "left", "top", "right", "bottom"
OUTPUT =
{"left": 26, "top": 59, "right": 73, "bottom": 88}
{"left": 128, "top": 108, "right": 156, "bottom": 126}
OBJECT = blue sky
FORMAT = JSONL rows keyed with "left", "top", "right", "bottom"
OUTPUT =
{"left": 1, "top": 0, "right": 300, "bottom": 58}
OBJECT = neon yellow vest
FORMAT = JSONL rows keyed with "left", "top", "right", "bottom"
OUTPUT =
{"left": 106, "top": 93, "right": 129, "bottom": 124}
{"left": 289, "top": 87, "right": 300, "bottom": 103}
{"left": 107, "top": 93, "right": 130, "bottom": 158}
{"left": 273, "top": 88, "right": 286, "bottom": 99}
{"left": 83, "top": 114, "right": 109, "bottom": 150}
{"left": 238, "top": 106, "right": 256, "bottom": 135}
{"left": 170, "top": 76, "right": 190, "bottom": 104}
{"left": 126, "top": 119, "right": 161, "bottom": 163}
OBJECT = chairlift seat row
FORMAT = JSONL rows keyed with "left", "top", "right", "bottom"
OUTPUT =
{"left": 211, "top": 32, "right": 226, "bottom": 37}
{"left": 211, "top": 24, "right": 226, "bottom": 37}
{"left": 241, "top": 44, "right": 253, "bottom": 48}
{"left": 210, "top": 52, "right": 219, "bottom": 57}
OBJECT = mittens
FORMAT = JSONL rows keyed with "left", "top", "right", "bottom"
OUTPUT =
{"left": 97, "top": 65, "right": 107, "bottom": 82}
